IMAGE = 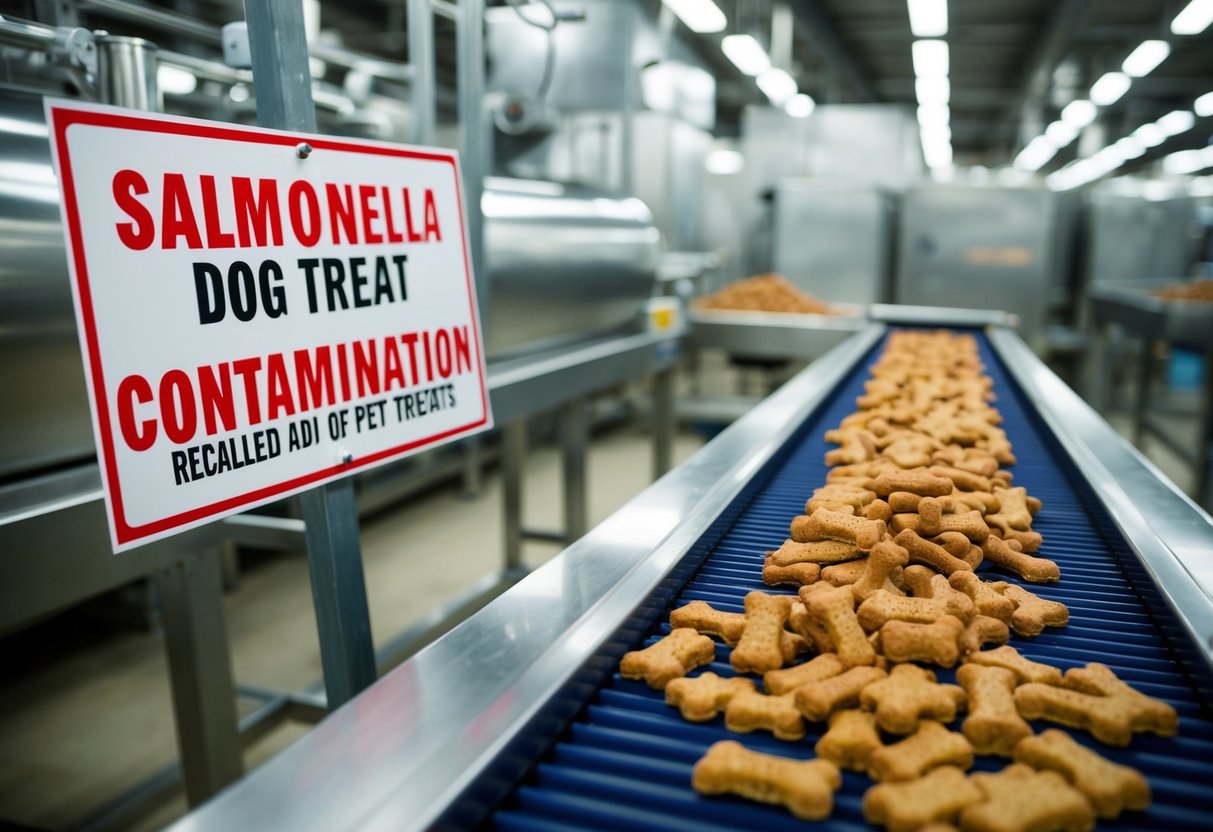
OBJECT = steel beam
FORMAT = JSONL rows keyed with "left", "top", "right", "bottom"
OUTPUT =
{"left": 788, "top": 1, "right": 877, "bottom": 102}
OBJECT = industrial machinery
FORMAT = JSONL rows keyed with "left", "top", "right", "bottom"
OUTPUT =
{"left": 168, "top": 318, "right": 1213, "bottom": 831}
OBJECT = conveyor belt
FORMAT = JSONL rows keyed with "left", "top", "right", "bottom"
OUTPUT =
{"left": 491, "top": 330, "right": 1213, "bottom": 832}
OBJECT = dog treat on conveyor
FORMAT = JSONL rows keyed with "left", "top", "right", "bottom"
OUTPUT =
{"left": 852, "top": 540, "right": 910, "bottom": 601}
{"left": 799, "top": 507, "right": 886, "bottom": 551}
{"left": 1013, "top": 729, "right": 1151, "bottom": 819}
{"left": 801, "top": 583, "right": 877, "bottom": 667}
{"left": 769, "top": 538, "right": 860, "bottom": 566}
{"left": 794, "top": 665, "right": 888, "bottom": 722}
{"left": 693, "top": 273, "right": 837, "bottom": 315}
{"left": 1062, "top": 663, "right": 1178, "bottom": 736}
{"left": 1013, "top": 683, "right": 1172, "bottom": 748}
{"left": 949, "top": 573, "right": 1016, "bottom": 623}
{"left": 960, "top": 764, "right": 1095, "bottom": 832}
{"left": 960, "top": 614, "right": 1010, "bottom": 655}
{"left": 731, "top": 593, "right": 796, "bottom": 674}
{"left": 863, "top": 765, "right": 983, "bottom": 832}
{"left": 815, "top": 709, "right": 884, "bottom": 772}
{"left": 895, "top": 529, "right": 974, "bottom": 575}
{"left": 669, "top": 600, "right": 747, "bottom": 645}
{"left": 620, "top": 628, "right": 716, "bottom": 689}
{"left": 868, "top": 469, "right": 955, "bottom": 498}
{"left": 876, "top": 616, "right": 966, "bottom": 668}
{"left": 866, "top": 720, "right": 974, "bottom": 782}
{"left": 901, "top": 567, "right": 976, "bottom": 618}
{"left": 859, "top": 663, "right": 965, "bottom": 735}
{"left": 665, "top": 672, "right": 755, "bottom": 722}
{"left": 824, "top": 428, "right": 879, "bottom": 466}
{"left": 724, "top": 688, "right": 806, "bottom": 741}
{"left": 691, "top": 740, "right": 842, "bottom": 821}
{"left": 997, "top": 527, "right": 1043, "bottom": 553}
{"left": 857, "top": 587, "right": 973, "bottom": 631}
{"left": 821, "top": 557, "right": 875, "bottom": 587}
{"left": 956, "top": 664, "right": 1032, "bottom": 756}
{"left": 981, "top": 535, "right": 1060, "bottom": 583}
{"left": 764, "top": 653, "right": 845, "bottom": 695}
{"left": 787, "top": 599, "right": 835, "bottom": 653}
{"left": 999, "top": 584, "right": 1069, "bottom": 636}
{"left": 761, "top": 557, "right": 821, "bottom": 587}
{"left": 964, "top": 645, "right": 1062, "bottom": 685}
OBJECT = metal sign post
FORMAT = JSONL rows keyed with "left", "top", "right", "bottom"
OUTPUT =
{"left": 243, "top": 0, "right": 377, "bottom": 709}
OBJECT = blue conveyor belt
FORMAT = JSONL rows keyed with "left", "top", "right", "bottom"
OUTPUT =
{"left": 491, "top": 331, "right": 1213, "bottom": 831}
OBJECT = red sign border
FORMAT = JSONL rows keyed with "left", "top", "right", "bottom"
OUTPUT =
{"left": 48, "top": 104, "right": 491, "bottom": 550}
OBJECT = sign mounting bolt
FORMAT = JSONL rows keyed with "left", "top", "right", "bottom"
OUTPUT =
{"left": 339, "top": 448, "right": 354, "bottom": 465}
{"left": 295, "top": 142, "right": 313, "bottom": 159}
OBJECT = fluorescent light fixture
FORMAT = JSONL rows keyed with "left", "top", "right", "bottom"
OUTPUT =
{"left": 1114, "top": 135, "right": 1147, "bottom": 160}
{"left": 1162, "top": 147, "right": 1213, "bottom": 175}
{"left": 1045, "top": 120, "right": 1079, "bottom": 147}
{"left": 1122, "top": 40, "right": 1171, "bottom": 77}
{"left": 912, "top": 39, "right": 949, "bottom": 77}
{"left": 1090, "top": 72, "right": 1131, "bottom": 106}
{"left": 915, "top": 76, "right": 950, "bottom": 105}
{"left": 705, "top": 149, "right": 745, "bottom": 175}
{"left": 917, "top": 103, "right": 949, "bottom": 127}
{"left": 1014, "top": 136, "right": 1059, "bottom": 172}
{"left": 1061, "top": 99, "right": 1097, "bottom": 128}
{"left": 785, "top": 93, "right": 816, "bottom": 118}
{"left": 757, "top": 68, "right": 797, "bottom": 105}
{"left": 1195, "top": 90, "right": 1213, "bottom": 117}
{"left": 1157, "top": 109, "right": 1196, "bottom": 136}
{"left": 157, "top": 64, "right": 197, "bottom": 95}
{"left": 662, "top": 0, "right": 727, "bottom": 33}
{"left": 922, "top": 136, "right": 953, "bottom": 169}
{"left": 907, "top": 0, "right": 948, "bottom": 37}
{"left": 721, "top": 34, "right": 770, "bottom": 76}
{"left": 920, "top": 123, "right": 952, "bottom": 145}
{"left": 1171, "top": 0, "right": 1213, "bottom": 34}
{"left": 1133, "top": 122, "right": 1166, "bottom": 147}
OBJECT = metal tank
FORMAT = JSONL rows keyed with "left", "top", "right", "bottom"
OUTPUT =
{"left": 0, "top": 87, "right": 662, "bottom": 479}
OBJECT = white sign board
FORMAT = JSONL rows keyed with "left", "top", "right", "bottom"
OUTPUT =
{"left": 45, "top": 101, "right": 492, "bottom": 552}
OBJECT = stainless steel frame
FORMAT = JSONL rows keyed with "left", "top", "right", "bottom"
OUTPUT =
{"left": 688, "top": 308, "right": 867, "bottom": 360}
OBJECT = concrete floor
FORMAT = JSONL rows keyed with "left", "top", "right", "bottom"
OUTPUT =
{"left": 0, "top": 356, "right": 1203, "bottom": 832}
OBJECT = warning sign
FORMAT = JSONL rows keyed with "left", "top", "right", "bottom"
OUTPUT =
{"left": 46, "top": 100, "right": 492, "bottom": 552}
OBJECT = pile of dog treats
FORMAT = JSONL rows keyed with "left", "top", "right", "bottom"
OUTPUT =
{"left": 693, "top": 273, "right": 837, "bottom": 315}
{"left": 619, "top": 330, "right": 1179, "bottom": 831}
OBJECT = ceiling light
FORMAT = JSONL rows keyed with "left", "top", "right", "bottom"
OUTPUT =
{"left": 1014, "top": 136, "right": 1059, "bottom": 172}
{"left": 1171, "top": 0, "right": 1213, "bottom": 35}
{"left": 157, "top": 64, "right": 197, "bottom": 96}
{"left": 907, "top": 0, "right": 948, "bottom": 38}
{"left": 1122, "top": 40, "right": 1171, "bottom": 77}
{"left": 785, "top": 93, "right": 816, "bottom": 118}
{"left": 1061, "top": 99, "right": 1096, "bottom": 128}
{"left": 915, "top": 76, "right": 950, "bottom": 105}
{"left": 662, "top": 0, "right": 727, "bottom": 33}
{"left": 1162, "top": 147, "right": 1213, "bottom": 175}
{"left": 1090, "top": 72, "right": 1131, "bottom": 106}
{"left": 1114, "top": 135, "right": 1147, "bottom": 160}
{"left": 912, "top": 39, "right": 949, "bottom": 77}
{"left": 1195, "top": 90, "right": 1213, "bottom": 117}
{"left": 1132, "top": 123, "right": 1166, "bottom": 147}
{"left": 757, "top": 68, "right": 797, "bottom": 105}
{"left": 1157, "top": 109, "right": 1196, "bottom": 136}
{"left": 917, "top": 103, "right": 949, "bottom": 127}
{"left": 1045, "top": 120, "right": 1079, "bottom": 147}
{"left": 922, "top": 136, "right": 953, "bottom": 169}
{"left": 721, "top": 34, "right": 770, "bottom": 76}
{"left": 704, "top": 149, "right": 744, "bottom": 175}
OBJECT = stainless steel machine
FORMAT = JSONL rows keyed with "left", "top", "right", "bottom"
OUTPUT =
{"left": 165, "top": 315, "right": 1213, "bottom": 831}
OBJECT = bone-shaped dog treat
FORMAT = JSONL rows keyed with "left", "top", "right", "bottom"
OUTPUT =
{"left": 948, "top": 572, "right": 1015, "bottom": 623}
{"left": 893, "top": 509, "right": 991, "bottom": 542}
{"left": 764, "top": 652, "right": 845, "bottom": 695}
{"left": 960, "top": 615, "right": 1009, "bottom": 655}
{"left": 670, "top": 600, "right": 747, "bottom": 645}
{"left": 887, "top": 491, "right": 927, "bottom": 513}
{"left": 770, "top": 538, "right": 860, "bottom": 566}
{"left": 1014, "top": 681, "right": 1173, "bottom": 747}
{"left": 731, "top": 592, "right": 795, "bottom": 674}
{"left": 1013, "top": 729, "right": 1151, "bottom": 819}
{"left": 980, "top": 535, "right": 1059, "bottom": 583}
{"left": 800, "top": 507, "right": 886, "bottom": 551}
{"left": 1063, "top": 663, "right": 1178, "bottom": 737}
{"left": 960, "top": 764, "right": 1095, "bottom": 832}
{"left": 998, "top": 527, "right": 1042, "bottom": 553}
{"left": 860, "top": 663, "right": 966, "bottom": 734}
{"left": 815, "top": 709, "right": 884, "bottom": 772}
{"left": 895, "top": 529, "right": 974, "bottom": 576}
{"left": 929, "top": 464, "right": 993, "bottom": 493}
{"left": 881, "top": 437, "right": 937, "bottom": 469}
{"left": 822, "top": 557, "right": 873, "bottom": 587}
{"left": 787, "top": 598, "right": 835, "bottom": 653}
{"left": 824, "top": 427, "right": 880, "bottom": 467}
{"left": 691, "top": 740, "right": 842, "bottom": 821}
{"left": 986, "top": 486, "right": 1038, "bottom": 533}
{"left": 795, "top": 665, "right": 888, "bottom": 722}
{"left": 858, "top": 585, "right": 974, "bottom": 632}
{"left": 877, "top": 616, "right": 966, "bottom": 668}
{"left": 725, "top": 688, "right": 806, "bottom": 741}
{"left": 868, "top": 469, "right": 955, "bottom": 498}
{"left": 957, "top": 664, "right": 1032, "bottom": 756}
{"left": 949, "top": 490, "right": 1001, "bottom": 514}
{"left": 620, "top": 628, "right": 716, "bottom": 689}
{"left": 802, "top": 583, "right": 877, "bottom": 667}
{"left": 762, "top": 557, "right": 821, "bottom": 588}
{"left": 933, "top": 446, "right": 1000, "bottom": 478}
{"left": 806, "top": 484, "right": 877, "bottom": 513}
{"left": 901, "top": 567, "right": 977, "bottom": 619}
{"left": 1000, "top": 584, "right": 1068, "bottom": 636}
{"left": 964, "top": 645, "right": 1062, "bottom": 686}
{"left": 866, "top": 720, "right": 974, "bottom": 782}
{"left": 863, "top": 499, "right": 893, "bottom": 522}
{"left": 852, "top": 540, "right": 910, "bottom": 601}
{"left": 863, "top": 765, "right": 984, "bottom": 832}
{"left": 665, "top": 672, "right": 755, "bottom": 721}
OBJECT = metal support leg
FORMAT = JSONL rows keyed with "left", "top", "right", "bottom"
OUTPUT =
{"left": 1133, "top": 339, "right": 1154, "bottom": 446}
{"left": 218, "top": 538, "right": 240, "bottom": 592}
{"left": 1197, "top": 348, "right": 1213, "bottom": 508}
{"left": 559, "top": 398, "right": 589, "bottom": 545}
{"left": 652, "top": 366, "right": 675, "bottom": 480}
{"left": 299, "top": 480, "right": 377, "bottom": 710}
{"left": 502, "top": 420, "right": 527, "bottom": 570}
{"left": 158, "top": 550, "right": 242, "bottom": 807}
{"left": 459, "top": 436, "right": 484, "bottom": 499}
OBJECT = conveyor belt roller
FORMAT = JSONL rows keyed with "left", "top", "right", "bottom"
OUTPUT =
{"left": 492, "top": 331, "right": 1213, "bottom": 832}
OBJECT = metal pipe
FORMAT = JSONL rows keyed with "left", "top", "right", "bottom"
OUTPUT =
{"left": 96, "top": 34, "right": 160, "bottom": 111}
{"left": 408, "top": 0, "right": 436, "bottom": 145}
{"left": 457, "top": 0, "right": 488, "bottom": 320}
{"left": 0, "top": 14, "right": 56, "bottom": 49}
{"left": 158, "top": 48, "right": 251, "bottom": 85}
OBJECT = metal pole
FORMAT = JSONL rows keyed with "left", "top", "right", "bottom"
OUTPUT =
{"left": 1133, "top": 338, "right": 1153, "bottom": 446}
{"left": 408, "top": 0, "right": 436, "bottom": 146}
{"left": 652, "top": 366, "right": 675, "bottom": 479}
{"left": 502, "top": 421, "right": 526, "bottom": 570}
{"left": 1197, "top": 347, "right": 1213, "bottom": 508}
{"left": 245, "top": 0, "right": 376, "bottom": 709}
{"left": 456, "top": 0, "right": 488, "bottom": 322}
{"left": 559, "top": 398, "right": 589, "bottom": 544}
{"left": 96, "top": 34, "right": 160, "bottom": 110}
{"left": 158, "top": 551, "right": 242, "bottom": 806}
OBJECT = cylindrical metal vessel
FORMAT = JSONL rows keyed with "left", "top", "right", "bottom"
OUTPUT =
{"left": 95, "top": 34, "right": 161, "bottom": 110}
{"left": 0, "top": 88, "right": 661, "bottom": 478}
